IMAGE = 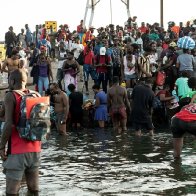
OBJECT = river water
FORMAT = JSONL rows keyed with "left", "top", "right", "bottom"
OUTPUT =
{"left": 0, "top": 129, "right": 195, "bottom": 196}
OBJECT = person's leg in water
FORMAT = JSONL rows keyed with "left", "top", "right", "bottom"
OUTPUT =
{"left": 173, "top": 137, "right": 184, "bottom": 158}
{"left": 120, "top": 118, "right": 127, "bottom": 132}
{"left": 25, "top": 169, "right": 39, "bottom": 196}
{"left": 98, "top": 120, "right": 105, "bottom": 128}
{"left": 112, "top": 114, "right": 120, "bottom": 131}
{"left": 56, "top": 113, "right": 67, "bottom": 135}
{"left": 6, "top": 178, "right": 21, "bottom": 195}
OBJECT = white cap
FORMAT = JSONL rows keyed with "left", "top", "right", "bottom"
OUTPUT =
{"left": 100, "top": 47, "right": 106, "bottom": 55}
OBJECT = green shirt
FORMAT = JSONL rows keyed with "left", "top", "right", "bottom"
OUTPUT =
{"left": 175, "top": 77, "right": 192, "bottom": 97}
{"left": 181, "top": 91, "right": 196, "bottom": 98}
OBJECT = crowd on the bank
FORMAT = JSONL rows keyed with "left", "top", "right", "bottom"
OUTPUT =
{"left": 1, "top": 18, "right": 196, "bottom": 130}
{"left": 0, "top": 18, "right": 196, "bottom": 134}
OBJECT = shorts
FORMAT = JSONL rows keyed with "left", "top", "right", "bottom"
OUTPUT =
{"left": 3, "top": 152, "right": 40, "bottom": 181}
{"left": 125, "top": 73, "right": 137, "bottom": 80}
{"left": 55, "top": 112, "right": 65, "bottom": 125}
{"left": 171, "top": 117, "right": 196, "bottom": 138}
{"left": 132, "top": 118, "right": 154, "bottom": 131}
{"left": 83, "top": 64, "right": 97, "bottom": 81}
{"left": 111, "top": 106, "right": 127, "bottom": 120}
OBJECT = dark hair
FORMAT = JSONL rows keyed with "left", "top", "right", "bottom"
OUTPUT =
{"left": 188, "top": 77, "right": 196, "bottom": 89}
{"left": 145, "top": 78, "right": 154, "bottom": 85}
{"left": 144, "top": 46, "right": 152, "bottom": 53}
{"left": 68, "top": 83, "right": 76, "bottom": 92}
{"left": 67, "top": 51, "right": 74, "bottom": 56}
{"left": 92, "top": 84, "right": 100, "bottom": 90}
{"left": 183, "top": 48, "right": 189, "bottom": 53}
{"left": 30, "top": 42, "right": 35, "bottom": 47}
{"left": 50, "top": 82, "right": 59, "bottom": 89}
{"left": 11, "top": 49, "right": 19, "bottom": 56}
{"left": 113, "top": 76, "right": 119, "bottom": 84}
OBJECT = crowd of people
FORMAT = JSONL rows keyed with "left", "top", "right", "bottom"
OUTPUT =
{"left": 0, "top": 17, "right": 196, "bottom": 195}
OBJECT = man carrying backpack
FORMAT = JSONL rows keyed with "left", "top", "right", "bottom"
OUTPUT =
{"left": 0, "top": 69, "right": 42, "bottom": 195}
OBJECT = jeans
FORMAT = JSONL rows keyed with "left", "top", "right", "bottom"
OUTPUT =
{"left": 38, "top": 76, "right": 49, "bottom": 96}
{"left": 83, "top": 64, "right": 97, "bottom": 81}
{"left": 96, "top": 72, "right": 108, "bottom": 93}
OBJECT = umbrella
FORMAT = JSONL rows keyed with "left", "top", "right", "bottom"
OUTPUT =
{"left": 177, "top": 36, "right": 195, "bottom": 49}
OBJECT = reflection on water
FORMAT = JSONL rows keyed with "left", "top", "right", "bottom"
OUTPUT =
{"left": 0, "top": 129, "right": 195, "bottom": 195}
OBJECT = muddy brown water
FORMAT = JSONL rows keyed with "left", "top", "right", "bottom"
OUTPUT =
{"left": 0, "top": 128, "right": 195, "bottom": 196}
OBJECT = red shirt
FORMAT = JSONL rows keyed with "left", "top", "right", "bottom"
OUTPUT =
{"left": 175, "top": 104, "right": 196, "bottom": 122}
{"left": 139, "top": 26, "right": 148, "bottom": 34}
{"left": 10, "top": 92, "right": 41, "bottom": 155}
{"left": 95, "top": 55, "right": 111, "bottom": 73}
{"left": 77, "top": 25, "right": 83, "bottom": 33}
{"left": 84, "top": 47, "right": 94, "bottom": 65}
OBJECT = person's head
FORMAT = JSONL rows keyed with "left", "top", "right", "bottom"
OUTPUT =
{"left": 92, "top": 84, "right": 100, "bottom": 93}
{"left": 21, "top": 28, "right": 25, "bottom": 34}
{"left": 67, "top": 51, "right": 74, "bottom": 60}
{"left": 59, "top": 41, "right": 65, "bottom": 50}
{"left": 183, "top": 48, "right": 189, "bottom": 54}
{"left": 49, "top": 82, "right": 60, "bottom": 95}
{"left": 89, "top": 26, "right": 95, "bottom": 33}
{"left": 149, "top": 41, "right": 157, "bottom": 51}
{"left": 39, "top": 53, "right": 46, "bottom": 62}
{"left": 11, "top": 49, "right": 19, "bottom": 59}
{"left": 9, "top": 69, "right": 27, "bottom": 90}
{"left": 141, "top": 22, "right": 145, "bottom": 27}
{"left": 143, "top": 46, "right": 152, "bottom": 56}
{"left": 113, "top": 76, "right": 119, "bottom": 85}
{"left": 9, "top": 26, "right": 13, "bottom": 32}
{"left": 188, "top": 77, "right": 196, "bottom": 90}
{"left": 25, "top": 24, "right": 29, "bottom": 29}
{"left": 30, "top": 42, "right": 35, "bottom": 50}
{"left": 68, "top": 83, "right": 76, "bottom": 93}
{"left": 179, "top": 22, "right": 183, "bottom": 27}
{"left": 145, "top": 78, "right": 153, "bottom": 88}
{"left": 113, "top": 37, "right": 119, "bottom": 46}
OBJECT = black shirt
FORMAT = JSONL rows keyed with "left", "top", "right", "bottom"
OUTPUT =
{"left": 131, "top": 84, "right": 154, "bottom": 123}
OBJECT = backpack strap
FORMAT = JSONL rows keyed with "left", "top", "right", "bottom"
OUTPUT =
{"left": 12, "top": 90, "right": 41, "bottom": 98}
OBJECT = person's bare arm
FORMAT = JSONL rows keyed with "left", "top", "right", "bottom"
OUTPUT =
{"left": 48, "top": 60, "right": 53, "bottom": 81}
{"left": 123, "top": 89, "right": 131, "bottom": 112}
{"left": 160, "top": 59, "right": 174, "bottom": 70}
{"left": 107, "top": 91, "right": 112, "bottom": 109}
{"left": 62, "top": 93, "right": 69, "bottom": 121}
{"left": 159, "top": 94, "right": 174, "bottom": 101}
{"left": 95, "top": 96, "right": 100, "bottom": 107}
{"left": 176, "top": 62, "right": 180, "bottom": 69}
{"left": 1, "top": 60, "right": 9, "bottom": 73}
{"left": 0, "top": 92, "right": 15, "bottom": 160}
{"left": 75, "top": 61, "right": 80, "bottom": 73}
{"left": 191, "top": 94, "right": 196, "bottom": 103}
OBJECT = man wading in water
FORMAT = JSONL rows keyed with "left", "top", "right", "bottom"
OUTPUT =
{"left": 107, "top": 76, "right": 131, "bottom": 132}
{"left": 49, "top": 82, "right": 69, "bottom": 135}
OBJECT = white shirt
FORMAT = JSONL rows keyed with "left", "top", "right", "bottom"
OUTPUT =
{"left": 58, "top": 51, "right": 67, "bottom": 69}
{"left": 71, "top": 43, "right": 84, "bottom": 59}
{"left": 124, "top": 55, "right": 136, "bottom": 75}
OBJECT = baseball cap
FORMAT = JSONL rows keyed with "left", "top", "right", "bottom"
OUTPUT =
{"left": 169, "top": 41, "right": 177, "bottom": 47}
